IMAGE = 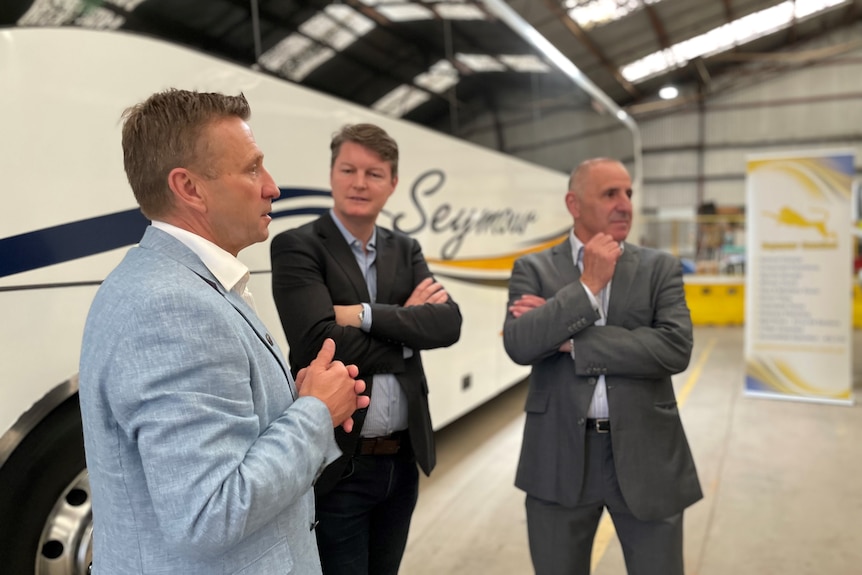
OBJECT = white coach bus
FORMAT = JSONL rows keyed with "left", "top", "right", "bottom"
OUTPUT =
{"left": 0, "top": 26, "right": 634, "bottom": 574}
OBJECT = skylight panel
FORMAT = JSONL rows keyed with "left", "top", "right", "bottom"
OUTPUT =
{"left": 260, "top": 5, "right": 374, "bottom": 83}
{"left": 300, "top": 13, "right": 355, "bottom": 51}
{"left": 376, "top": 3, "right": 435, "bottom": 21}
{"left": 456, "top": 53, "right": 506, "bottom": 72}
{"left": 17, "top": 0, "right": 86, "bottom": 25}
{"left": 499, "top": 54, "right": 552, "bottom": 73}
{"left": 566, "top": 0, "right": 662, "bottom": 31}
{"left": 620, "top": 49, "right": 674, "bottom": 83}
{"left": 621, "top": 0, "right": 850, "bottom": 83}
{"left": 285, "top": 45, "right": 336, "bottom": 81}
{"left": 299, "top": 5, "right": 374, "bottom": 51}
{"left": 75, "top": 7, "right": 125, "bottom": 29}
{"left": 259, "top": 34, "right": 312, "bottom": 71}
{"left": 670, "top": 24, "right": 733, "bottom": 64}
{"left": 434, "top": 3, "right": 487, "bottom": 20}
{"left": 325, "top": 4, "right": 376, "bottom": 37}
{"left": 18, "top": 0, "right": 145, "bottom": 26}
{"left": 730, "top": 3, "right": 792, "bottom": 45}
{"left": 113, "top": 0, "right": 147, "bottom": 9}
{"left": 415, "top": 60, "right": 459, "bottom": 93}
{"left": 259, "top": 34, "right": 336, "bottom": 81}
{"left": 373, "top": 85, "right": 432, "bottom": 117}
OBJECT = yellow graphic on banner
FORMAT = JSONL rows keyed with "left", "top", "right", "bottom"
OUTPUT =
{"left": 746, "top": 356, "right": 852, "bottom": 401}
{"left": 762, "top": 206, "right": 835, "bottom": 239}
{"left": 747, "top": 157, "right": 853, "bottom": 201}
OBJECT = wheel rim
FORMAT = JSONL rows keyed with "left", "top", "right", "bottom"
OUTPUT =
{"left": 35, "top": 469, "right": 93, "bottom": 575}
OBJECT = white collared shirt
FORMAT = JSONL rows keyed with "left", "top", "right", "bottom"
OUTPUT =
{"left": 151, "top": 221, "right": 253, "bottom": 306}
{"left": 329, "top": 211, "right": 409, "bottom": 437}
{"left": 569, "top": 229, "right": 624, "bottom": 420}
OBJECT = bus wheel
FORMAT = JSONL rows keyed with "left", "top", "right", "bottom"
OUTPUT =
{"left": 0, "top": 397, "right": 93, "bottom": 575}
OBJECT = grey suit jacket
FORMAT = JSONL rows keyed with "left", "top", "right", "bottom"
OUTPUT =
{"left": 79, "top": 226, "right": 341, "bottom": 574}
{"left": 503, "top": 237, "right": 702, "bottom": 521}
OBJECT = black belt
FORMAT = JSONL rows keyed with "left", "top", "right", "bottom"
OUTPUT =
{"left": 357, "top": 430, "right": 409, "bottom": 455}
{"left": 586, "top": 418, "right": 610, "bottom": 433}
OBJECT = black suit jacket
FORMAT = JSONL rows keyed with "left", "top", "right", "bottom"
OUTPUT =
{"left": 270, "top": 212, "right": 462, "bottom": 494}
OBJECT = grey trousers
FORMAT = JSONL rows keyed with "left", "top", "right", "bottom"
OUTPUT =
{"left": 525, "top": 430, "right": 684, "bottom": 575}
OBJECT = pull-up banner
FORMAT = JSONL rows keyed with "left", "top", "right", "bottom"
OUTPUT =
{"left": 744, "top": 151, "right": 854, "bottom": 405}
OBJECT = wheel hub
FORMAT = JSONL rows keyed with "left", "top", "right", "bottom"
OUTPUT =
{"left": 35, "top": 469, "right": 93, "bottom": 575}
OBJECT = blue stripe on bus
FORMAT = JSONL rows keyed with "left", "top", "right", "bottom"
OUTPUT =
{"left": 0, "top": 188, "right": 330, "bottom": 278}
{"left": 0, "top": 210, "right": 149, "bottom": 279}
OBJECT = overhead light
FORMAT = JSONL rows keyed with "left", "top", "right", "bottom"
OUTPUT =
{"left": 658, "top": 85, "right": 679, "bottom": 99}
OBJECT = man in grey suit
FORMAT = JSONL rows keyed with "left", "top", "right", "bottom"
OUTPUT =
{"left": 79, "top": 89, "right": 369, "bottom": 574}
{"left": 503, "top": 158, "right": 702, "bottom": 575}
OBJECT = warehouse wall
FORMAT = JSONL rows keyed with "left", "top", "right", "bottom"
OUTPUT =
{"left": 640, "top": 22, "right": 862, "bottom": 212}
{"left": 452, "top": 21, "right": 861, "bottom": 255}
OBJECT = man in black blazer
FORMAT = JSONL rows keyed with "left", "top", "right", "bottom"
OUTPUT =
{"left": 270, "top": 123, "right": 462, "bottom": 575}
{"left": 503, "top": 158, "right": 702, "bottom": 575}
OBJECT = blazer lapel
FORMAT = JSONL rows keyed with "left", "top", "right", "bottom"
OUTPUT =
{"left": 141, "top": 226, "right": 296, "bottom": 398}
{"left": 374, "top": 228, "right": 396, "bottom": 304}
{"left": 317, "top": 213, "right": 372, "bottom": 302}
{"left": 607, "top": 242, "right": 639, "bottom": 325}
{"left": 552, "top": 237, "right": 580, "bottom": 286}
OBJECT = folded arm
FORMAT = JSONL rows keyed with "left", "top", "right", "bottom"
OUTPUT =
{"left": 503, "top": 256, "right": 599, "bottom": 365}
{"left": 572, "top": 257, "right": 693, "bottom": 378}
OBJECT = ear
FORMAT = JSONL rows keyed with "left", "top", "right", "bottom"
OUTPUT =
{"left": 565, "top": 190, "right": 579, "bottom": 219}
{"left": 167, "top": 167, "right": 207, "bottom": 214}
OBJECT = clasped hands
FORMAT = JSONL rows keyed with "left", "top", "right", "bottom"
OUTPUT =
{"left": 294, "top": 338, "right": 368, "bottom": 432}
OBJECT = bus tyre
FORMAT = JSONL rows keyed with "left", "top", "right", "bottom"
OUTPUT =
{"left": 0, "top": 396, "right": 93, "bottom": 575}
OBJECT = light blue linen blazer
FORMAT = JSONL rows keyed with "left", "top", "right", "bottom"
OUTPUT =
{"left": 79, "top": 226, "right": 340, "bottom": 574}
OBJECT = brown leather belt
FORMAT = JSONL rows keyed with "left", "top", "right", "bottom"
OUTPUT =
{"left": 358, "top": 431, "right": 408, "bottom": 455}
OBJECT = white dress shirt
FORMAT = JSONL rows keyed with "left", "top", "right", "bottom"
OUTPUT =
{"left": 151, "top": 221, "right": 255, "bottom": 307}
{"left": 570, "top": 230, "right": 612, "bottom": 419}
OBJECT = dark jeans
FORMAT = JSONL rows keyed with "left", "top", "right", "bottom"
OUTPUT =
{"left": 315, "top": 451, "right": 419, "bottom": 575}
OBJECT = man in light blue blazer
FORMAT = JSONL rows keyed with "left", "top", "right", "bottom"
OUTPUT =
{"left": 504, "top": 158, "right": 701, "bottom": 575}
{"left": 79, "top": 89, "right": 369, "bottom": 574}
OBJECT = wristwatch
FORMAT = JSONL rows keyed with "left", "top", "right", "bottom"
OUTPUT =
{"left": 357, "top": 306, "right": 365, "bottom": 324}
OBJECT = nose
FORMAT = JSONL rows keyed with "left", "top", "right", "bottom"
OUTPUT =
{"left": 617, "top": 193, "right": 632, "bottom": 213}
{"left": 352, "top": 171, "right": 367, "bottom": 189}
{"left": 262, "top": 167, "right": 280, "bottom": 200}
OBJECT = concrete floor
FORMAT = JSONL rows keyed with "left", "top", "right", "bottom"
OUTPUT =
{"left": 401, "top": 327, "right": 862, "bottom": 575}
